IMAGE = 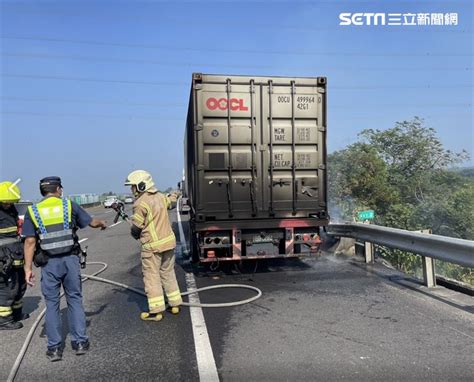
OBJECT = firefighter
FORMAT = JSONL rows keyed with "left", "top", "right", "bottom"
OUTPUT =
{"left": 0, "top": 181, "right": 28, "bottom": 330}
{"left": 23, "top": 177, "right": 107, "bottom": 361}
{"left": 125, "top": 170, "right": 182, "bottom": 321}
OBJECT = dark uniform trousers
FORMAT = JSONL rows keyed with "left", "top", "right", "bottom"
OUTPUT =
{"left": 41, "top": 254, "right": 88, "bottom": 349}
{"left": 0, "top": 263, "right": 26, "bottom": 317}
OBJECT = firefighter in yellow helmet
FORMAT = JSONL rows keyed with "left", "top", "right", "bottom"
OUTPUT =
{"left": 0, "top": 181, "right": 28, "bottom": 330}
{"left": 125, "top": 170, "right": 182, "bottom": 321}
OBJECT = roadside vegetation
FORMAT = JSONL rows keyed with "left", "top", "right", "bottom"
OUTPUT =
{"left": 328, "top": 117, "right": 473, "bottom": 285}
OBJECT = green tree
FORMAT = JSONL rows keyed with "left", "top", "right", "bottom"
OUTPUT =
{"left": 328, "top": 143, "right": 398, "bottom": 221}
{"left": 359, "top": 117, "right": 469, "bottom": 206}
{"left": 328, "top": 117, "right": 473, "bottom": 284}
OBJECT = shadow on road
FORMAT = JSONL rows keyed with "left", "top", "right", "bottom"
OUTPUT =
{"left": 188, "top": 257, "right": 313, "bottom": 279}
{"left": 127, "top": 262, "right": 144, "bottom": 278}
{"left": 114, "top": 287, "right": 147, "bottom": 312}
{"left": 38, "top": 304, "right": 107, "bottom": 348}
{"left": 23, "top": 296, "right": 42, "bottom": 317}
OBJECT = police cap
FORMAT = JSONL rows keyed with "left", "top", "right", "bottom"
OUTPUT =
{"left": 40, "top": 176, "right": 63, "bottom": 188}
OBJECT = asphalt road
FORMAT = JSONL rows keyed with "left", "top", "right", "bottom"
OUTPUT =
{"left": 1, "top": 205, "right": 473, "bottom": 381}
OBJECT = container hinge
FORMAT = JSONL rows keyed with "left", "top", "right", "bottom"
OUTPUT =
{"left": 194, "top": 84, "right": 203, "bottom": 90}
{"left": 318, "top": 164, "right": 326, "bottom": 170}
{"left": 317, "top": 88, "right": 326, "bottom": 94}
{"left": 194, "top": 124, "right": 203, "bottom": 131}
{"left": 259, "top": 145, "right": 267, "bottom": 152}
{"left": 318, "top": 126, "right": 326, "bottom": 132}
{"left": 273, "top": 180, "right": 291, "bottom": 187}
{"left": 197, "top": 165, "right": 205, "bottom": 171}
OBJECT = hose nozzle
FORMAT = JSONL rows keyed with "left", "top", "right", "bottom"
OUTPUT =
{"left": 111, "top": 202, "right": 128, "bottom": 223}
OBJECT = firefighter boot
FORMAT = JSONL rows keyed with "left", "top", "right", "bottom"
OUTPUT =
{"left": 140, "top": 312, "right": 163, "bottom": 321}
{"left": 0, "top": 315, "right": 23, "bottom": 330}
{"left": 168, "top": 306, "right": 180, "bottom": 315}
{"left": 13, "top": 308, "right": 30, "bottom": 322}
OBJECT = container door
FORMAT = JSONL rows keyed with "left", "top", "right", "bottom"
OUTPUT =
{"left": 261, "top": 81, "right": 326, "bottom": 218}
{"left": 194, "top": 81, "right": 261, "bottom": 220}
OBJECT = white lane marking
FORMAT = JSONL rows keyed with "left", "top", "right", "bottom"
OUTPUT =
{"left": 104, "top": 210, "right": 114, "bottom": 214}
{"left": 109, "top": 221, "right": 122, "bottom": 228}
{"left": 79, "top": 238, "right": 88, "bottom": 244}
{"left": 185, "top": 273, "right": 220, "bottom": 382}
{"left": 177, "top": 199, "right": 219, "bottom": 382}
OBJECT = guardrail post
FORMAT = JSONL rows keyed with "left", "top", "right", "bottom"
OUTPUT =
{"left": 418, "top": 229, "right": 436, "bottom": 288}
{"left": 364, "top": 241, "right": 374, "bottom": 264}
{"left": 362, "top": 220, "right": 375, "bottom": 264}
{"left": 422, "top": 256, "right": 436, "bottom": 288}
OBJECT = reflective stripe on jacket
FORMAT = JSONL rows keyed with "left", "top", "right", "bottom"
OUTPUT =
{"left": 0, "top": 226, "right": 17, "bottom": 235}
{"left": 0, "top": 207, "right": 19, "bottom": 238}
{"left": 27, "top": 197, "right": 75, "bottom": 256}
{"left": 131, "top": 192, "right": 176, "bottom": 253}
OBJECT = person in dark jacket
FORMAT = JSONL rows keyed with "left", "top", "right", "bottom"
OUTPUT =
{"left": 0, "top": 181, "right": 27, "bottom": 330}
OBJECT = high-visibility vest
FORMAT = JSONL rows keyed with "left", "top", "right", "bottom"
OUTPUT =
{"left": 28, "top": 197, "right": 76, "bottom": 256}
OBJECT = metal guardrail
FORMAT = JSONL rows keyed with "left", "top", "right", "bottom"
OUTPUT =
{"left": 80, "top": 202, "right": 102, "bottom": 209}
{"left": 327, "top": 223, "right": 474, "bottom": 288}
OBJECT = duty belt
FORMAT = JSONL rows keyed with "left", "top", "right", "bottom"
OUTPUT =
{"left": 0, "top": 237, "right": 19, "bottom": 247}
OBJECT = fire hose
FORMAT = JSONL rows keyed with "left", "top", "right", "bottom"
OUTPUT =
{"left": 108, "top": 200, "right": 262, "bottom": 308}
{"left": 7, "top": 203, "right": 262, "bottom": 381}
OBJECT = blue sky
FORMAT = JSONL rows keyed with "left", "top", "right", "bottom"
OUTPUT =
{"left": 1, "top": 0, "right": 472, "bottom": 199}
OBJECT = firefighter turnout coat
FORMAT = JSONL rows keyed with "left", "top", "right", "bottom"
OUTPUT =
{"left": 131, "top": 191, "right": 181, "bottom": 313}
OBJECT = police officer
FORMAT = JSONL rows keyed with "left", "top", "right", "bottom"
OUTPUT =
{"left": 23, "top": 177, "right": 107, "bottom": 361}
{"left": 0, "top": 181, "right": 27, "bottom": 330}
{"left": 124, "top": 170, "right": 182, "bottom": 321}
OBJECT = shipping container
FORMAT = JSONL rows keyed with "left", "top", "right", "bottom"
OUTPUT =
{"left": 184, "top": 73, "right": 328, "bottom": 262}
